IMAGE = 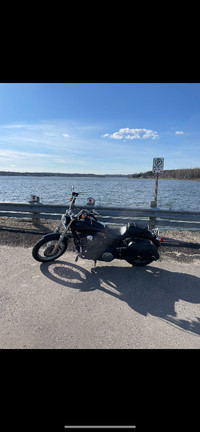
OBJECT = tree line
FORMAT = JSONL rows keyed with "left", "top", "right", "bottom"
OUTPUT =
{"left": 131, "top": 168, "right": 200, "bottom": 180}
{"left": 0, "top": 172, "right": 129, "bottom": 177}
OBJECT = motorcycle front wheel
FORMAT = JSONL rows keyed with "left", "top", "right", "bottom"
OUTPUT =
{"left": 32, "top": 233, "right": 68, "bottom": 262}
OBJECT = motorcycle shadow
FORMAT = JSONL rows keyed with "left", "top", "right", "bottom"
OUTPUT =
{"left": 40, "top": 259, "right": 200, "bottom": 336}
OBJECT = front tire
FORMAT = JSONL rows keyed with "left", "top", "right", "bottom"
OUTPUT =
{"left": 32, "top": 233, "right": 68, "bottom": 262}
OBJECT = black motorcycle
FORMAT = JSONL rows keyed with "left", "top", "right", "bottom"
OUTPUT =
{"left": 32, "top": 187, "right": 163, "bottom": 271}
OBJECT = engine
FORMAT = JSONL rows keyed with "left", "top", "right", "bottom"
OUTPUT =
{"left": 80, "top": 232, "right": 114, "bottom": 261}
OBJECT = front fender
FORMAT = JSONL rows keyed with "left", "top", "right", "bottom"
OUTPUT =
{"left": 43, "top": 232, "right": 69, "bottom": 246}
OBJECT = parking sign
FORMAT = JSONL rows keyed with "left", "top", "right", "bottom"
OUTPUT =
{"left": 153, "top": 157, "right": 164, "bottom": 173}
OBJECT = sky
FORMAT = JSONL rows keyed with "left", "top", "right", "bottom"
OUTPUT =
{"left": 0, "top": 82, "right": 200, "bottom": 174}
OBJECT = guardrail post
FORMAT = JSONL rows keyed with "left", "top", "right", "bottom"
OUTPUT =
{"left": 149, "top": 200, "right": 157, "bottom": 229}
{"left": 31, "top": 196, "right": 40, "bottom": 226}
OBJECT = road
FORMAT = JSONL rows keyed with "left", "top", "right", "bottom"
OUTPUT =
{"left": 1, "top": 245, "right": 200, "bottom": 348}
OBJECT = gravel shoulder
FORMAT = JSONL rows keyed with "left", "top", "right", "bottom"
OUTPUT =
{"left": 0, "top": 217, "right": 200, "bottom": 262}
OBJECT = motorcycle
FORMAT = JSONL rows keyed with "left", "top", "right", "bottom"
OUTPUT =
{"left": 32, "top": 186, "right": 163, "bottom": 271}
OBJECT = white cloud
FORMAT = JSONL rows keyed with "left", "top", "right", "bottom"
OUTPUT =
{"left": 0, "top": 150, "right": 55, "bottom": 160}
{"left": 142, "top": 129, "right": 159, "bottom": 139}
{"left": 110, "top": 131, "right": 123, "bottom": 140}
{"left": 175, "top": 130, "right": 184, "bottom": 135}
{"left": 1, "top": 124, "right": 26, "bottom": 129}
{"left": 62, "top": 133, "right": 70, "bottom": 138}
{"left": 103, "top": 128, "right": 159, "bottom": 140}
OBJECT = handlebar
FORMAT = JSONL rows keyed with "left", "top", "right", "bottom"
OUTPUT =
{"left": 74, "top": 208, "right": 99, "bottom": 219}
{"left": 67, "top": 187, "right": 98, "bottom": 217}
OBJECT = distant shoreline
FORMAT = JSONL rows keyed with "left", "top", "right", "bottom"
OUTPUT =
{"left": 0, "top": 169, "right": 200, "bottom": 181}
{"left": 131, "top": 167, "right": 200, "bottom": 181}
{"left": 0, "top": 172, "right": 130, "bottom": 178}
{"left": 131, "top": 177, "right": 200, "bottom": 181}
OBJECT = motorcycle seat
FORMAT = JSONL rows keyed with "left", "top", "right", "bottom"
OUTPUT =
{"left": 104, "top": 225, "right": 128, "bottom": 239}
{"left": 104, "top": 222, "right": 149, "bottom": 240}
{"left": 126, "top": 222, "right": 149, "bottom": 235}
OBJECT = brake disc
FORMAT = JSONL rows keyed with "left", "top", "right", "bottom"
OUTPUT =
{"left": 44, "top": 245, "right": 55, "bottom": 256}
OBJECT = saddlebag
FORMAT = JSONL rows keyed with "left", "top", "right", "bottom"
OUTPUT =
{"left": 126, "top": 238, "right": 159, "bottom": 261}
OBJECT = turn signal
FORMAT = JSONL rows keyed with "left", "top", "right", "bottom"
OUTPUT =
{"left": 69, "top": 198, "right": 72, "bottom": 201}
{"left": 81, "top": 214, "right": 85, "bottom": 219}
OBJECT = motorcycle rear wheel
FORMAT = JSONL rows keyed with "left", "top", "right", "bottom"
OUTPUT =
{"left": 126, "top": 256, "right": 155, "bottom": 266}
{"left": 32, "top": 233, "right": 68, "bottom": 262}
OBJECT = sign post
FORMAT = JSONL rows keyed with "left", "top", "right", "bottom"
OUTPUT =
{"left": 152, "top": 157, "right": 164, "bottom": 207}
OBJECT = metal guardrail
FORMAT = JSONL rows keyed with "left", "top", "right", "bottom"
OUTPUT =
{"left": 0, "top": 201, "right": 200, "bottom": 230}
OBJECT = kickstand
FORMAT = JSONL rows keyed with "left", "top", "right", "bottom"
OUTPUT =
{"left": 91, "top": 260, "right": 97, "bottom": 273}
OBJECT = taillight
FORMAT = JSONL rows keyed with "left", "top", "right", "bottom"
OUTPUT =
{"left": 157, "top": 236, "right": 164, "bottom": 243}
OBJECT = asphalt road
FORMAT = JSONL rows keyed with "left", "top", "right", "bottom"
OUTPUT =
{"left": 1, "top": 245, "right": 200, "bottom": 348}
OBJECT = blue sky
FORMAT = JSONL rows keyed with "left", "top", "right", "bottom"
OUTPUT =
{"left": 0, "top": 82, "right": 200, "bottom": 174}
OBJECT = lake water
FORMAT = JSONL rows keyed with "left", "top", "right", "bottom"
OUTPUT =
{"left": 0, "top": 176, "right": 200, "bottom": 212}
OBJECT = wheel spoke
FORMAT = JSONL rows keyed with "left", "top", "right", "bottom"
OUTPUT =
{"left": 38, "top": 240, "right": 66, "bottom": 260}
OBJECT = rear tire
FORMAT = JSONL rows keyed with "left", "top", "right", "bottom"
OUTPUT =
{"left": 126, "top": 257, "right": 155, "bottom": 266}
{"left": 32, "top": 233, "right": 68, "bottom": 262}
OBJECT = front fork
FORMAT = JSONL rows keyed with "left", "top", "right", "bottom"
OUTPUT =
{"left": 51, "top": 217, "right": 73, "bottom": 254}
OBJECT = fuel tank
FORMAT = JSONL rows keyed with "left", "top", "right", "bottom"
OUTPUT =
{"left": 75, "top": 216, "right": 105, "bottom": 233}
